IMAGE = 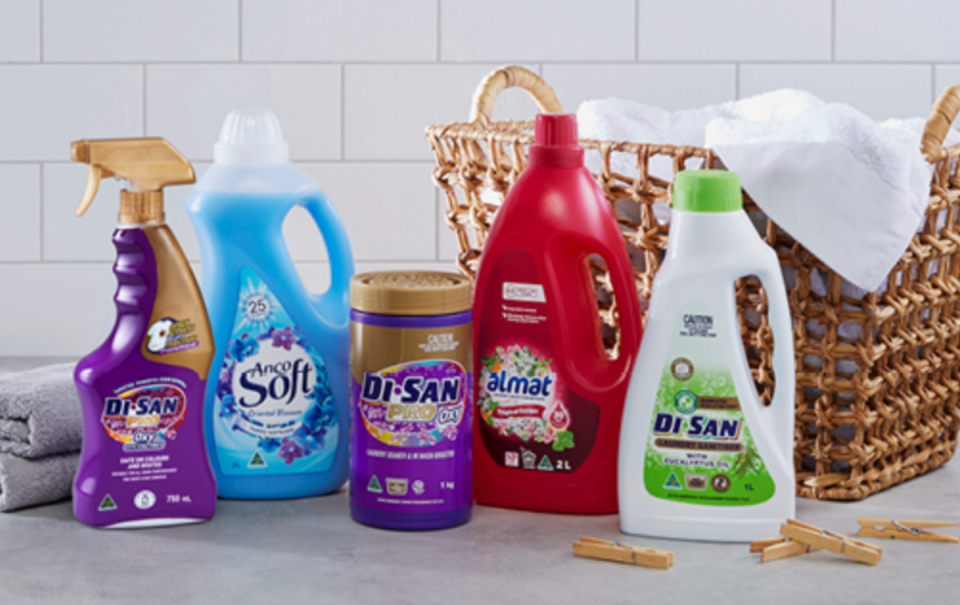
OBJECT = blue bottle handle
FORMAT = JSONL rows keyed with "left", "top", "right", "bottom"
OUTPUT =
{"left": 296, "top": 189, "right": 355, "bottom": 325}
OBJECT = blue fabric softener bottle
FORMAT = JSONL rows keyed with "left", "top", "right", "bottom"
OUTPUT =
{"left": 186, "top": 109, "right": 354, "bottom": 499}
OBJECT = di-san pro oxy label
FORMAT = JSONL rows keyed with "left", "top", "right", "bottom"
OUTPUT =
{"left": 349, "top": 271, "right": 473, "bottom": 531}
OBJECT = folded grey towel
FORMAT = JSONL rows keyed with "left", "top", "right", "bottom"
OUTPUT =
{"left": 0, "top": 451, "right": 78, "bottom": 512}
{"left": 0, "top": 363, "right": 82, "bottom": 458}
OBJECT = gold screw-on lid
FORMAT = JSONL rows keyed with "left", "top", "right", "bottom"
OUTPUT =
{"left": 350, "top": 271, "right": 472, "bottom": 316}
{"left": 119, "top": 190, "right": 164, "bottom": 224}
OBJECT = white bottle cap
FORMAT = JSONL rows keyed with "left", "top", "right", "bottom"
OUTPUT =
{"left": 214, "top": 108, "right": 290, "bottom": 164}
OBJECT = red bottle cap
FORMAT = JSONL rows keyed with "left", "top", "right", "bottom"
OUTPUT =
{"left": 534, "top": 113, "right": 578, "bottom": 147}
{"left": 530, "top": 114, "right": 583, "bottom": 167}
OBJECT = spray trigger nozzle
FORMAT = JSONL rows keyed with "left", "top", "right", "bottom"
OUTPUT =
{"left": 76, "top": 164, "right": 116, "bottom": 217}
{"left": 70, "top": 138, "right": 195, "bottom": 223}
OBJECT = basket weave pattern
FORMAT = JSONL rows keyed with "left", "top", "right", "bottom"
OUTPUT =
{"left": 426, "top": 67, "right": 960, "bottom": 500}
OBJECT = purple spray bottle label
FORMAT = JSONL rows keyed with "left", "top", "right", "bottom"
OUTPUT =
{"left": 73, "top": 226, "right": 217, "bottom": 528}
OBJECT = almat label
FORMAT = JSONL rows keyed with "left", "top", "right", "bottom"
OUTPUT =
{"left": 643, "top": 302, "right": 775, "bottom": 506}
{"left": 477, "top": 247, "right": 599, "bottom": 473}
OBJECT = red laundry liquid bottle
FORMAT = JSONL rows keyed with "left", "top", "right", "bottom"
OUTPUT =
{"left": 472, "top": 113, "right": 643, "bottom": 513}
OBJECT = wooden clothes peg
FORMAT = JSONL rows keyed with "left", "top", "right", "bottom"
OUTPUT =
{"left": 779, "top": 519, "right": 882, "bottom": 566}
{"left": 749, "top": 537, "right": 787, "bottom": 553}
{"left": 857, "top": 518, "right": 959, "bottom": 543}
{"left": 749, "top": 536, "right": 819, "bottom": 562}
{"left": 573, "top": 536, "right": 673, "bottom": 569}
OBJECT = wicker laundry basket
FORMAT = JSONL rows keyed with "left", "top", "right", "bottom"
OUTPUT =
{"left": 426, "top": 66, "right": 960, "bottom": 500}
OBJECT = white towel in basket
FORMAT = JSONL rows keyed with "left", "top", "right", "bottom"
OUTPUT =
{"left": 578, "top": 91, "right": 960, "bottom": 292}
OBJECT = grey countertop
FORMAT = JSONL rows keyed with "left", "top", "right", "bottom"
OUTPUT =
{"left": 1, "top": 357, "right": 958, "bottom": 604}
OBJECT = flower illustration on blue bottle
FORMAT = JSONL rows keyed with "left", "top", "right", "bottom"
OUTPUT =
{"left": 270, "top": 326, "right": 296, "bottom": 351}
{"left": 216, "top": 363, "right": 235, "bottom": 397}
{"left": 272, "top": 398, "right": 338, "bottom": 465}
{"left": 219, "top": 394, "right": 238, "bottom": 419}
{"left": 257, "top": 437, "right": 281, "bottom": 454}
{"left": 229, "top": 334, "right": 259, "bottom": 362}
{"left": 278, "top": 438, "right": 303, "bottom": 465}
{"left": 293, "top": 424, "right": 326, "bottom": 456}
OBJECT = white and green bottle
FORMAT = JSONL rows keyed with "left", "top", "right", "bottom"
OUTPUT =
{"left": 618, "top": 170, "right": 795, "bottom": 542}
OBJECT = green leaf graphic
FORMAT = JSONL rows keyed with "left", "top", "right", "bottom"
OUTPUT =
{"left": 552, "top": 430, "right": 575, "bottom": 452}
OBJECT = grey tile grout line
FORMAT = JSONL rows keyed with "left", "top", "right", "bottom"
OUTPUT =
{"left": 38, "top": 0, "right": 43, "bottom": 62}
{"left": 635, "top": 0, "right": 640, "bottom": 62}
{"left": 0, "top": 260, "right": 452, "bottom": 266}
{"left": 0, "top": 261, "right": 116, "bottom": 266}
{"left": 831, "top": 0, "right": 836, "bottom": 62}
{"left": 5, "top": 160, "right": 439, "bottom": 166}
{"left": 237, "top": 0, "right": 243, "bottom": 61}
{"left": 142, "top": 64, "right": 146, "bottom": 135}
{"left": 38, "top": 163, "right": 43, "bottom": 262}
{"left": 735, "top": 63, "right": 740, "bottom": 99}
{"left": 5, "top": 60, "right": 955, "bottom": 67}
{"left": 37, "top": 0, "right": 43, "bottom": 63}
{"left": 436, "top": 0, "right": 441, "bottom": 62}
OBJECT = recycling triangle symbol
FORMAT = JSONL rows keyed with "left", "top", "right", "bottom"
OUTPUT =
{"left": 98, "top": 494, "right": 118, "bottom": 512}
{"left": 368, "top": 475, "right": 383, "bottom": 493}
{"left": 538, "top": 456, "right": 554, "bottom": 471}
{"left": 248, "top": 451, "right": 267, "bottom": 468}
{"left": 664, "top": 472, "right": 682, "bottom": 490}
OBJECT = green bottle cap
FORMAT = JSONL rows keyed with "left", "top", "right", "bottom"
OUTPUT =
{"left": 672, "top": 169, "right": 743, "bottom": 213}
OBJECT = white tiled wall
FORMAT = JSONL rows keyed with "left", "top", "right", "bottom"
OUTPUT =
{"left": 1, "top": 0, "right": 958, "bottom": 355}
{"left": 43, "top": 0, "right": 239, "bottom": 63}
{"left": 146, "top": 64, "right": 342, "bottom": 160}
{"left": 639, "top": 0, "right": 833, "bottom": 62}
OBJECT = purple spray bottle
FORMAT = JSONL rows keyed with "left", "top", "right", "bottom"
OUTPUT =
{"left": 71, "top": 138, "right": 217, "bottom": 528}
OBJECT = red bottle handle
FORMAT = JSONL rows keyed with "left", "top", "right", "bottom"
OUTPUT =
{"left": 543, "top": 233, "right": 641, "bottom": 398}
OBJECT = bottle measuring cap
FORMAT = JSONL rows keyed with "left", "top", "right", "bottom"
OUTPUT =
{"left": 673, "top": 169, "right": 743, "bottom": 213}
{"left": 214, "top": 108, "right": 290, "bottom": 164}
{"left": 529, "top": 113, "right": 583, "bottom": 167}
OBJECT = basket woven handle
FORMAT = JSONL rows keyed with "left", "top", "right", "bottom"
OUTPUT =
{"left": 469, "top": 66, "right": 563, "bottom": 124}
{"left": 921, "top": 84, "right": 960, "bottom": 162}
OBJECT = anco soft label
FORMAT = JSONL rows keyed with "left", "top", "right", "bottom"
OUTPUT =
{"left": 214, "top": 268, "right": 338, "bottom": 475}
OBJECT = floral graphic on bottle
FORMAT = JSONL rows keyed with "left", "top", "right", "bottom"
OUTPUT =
{"left": 478, "top": 345, "right": 575, "bottom": 452}
{"left": 214, "top": 269, "right": 338, "bottom": 475}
